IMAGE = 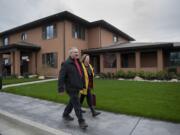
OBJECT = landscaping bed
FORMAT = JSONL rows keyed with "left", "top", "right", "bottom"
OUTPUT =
{"left": 98, "top": 70, "right": 180, "bottom": 82}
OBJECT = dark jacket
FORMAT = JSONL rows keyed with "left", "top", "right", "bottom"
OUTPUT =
{"left": 58, "top": 57, "right": 85, "bottom": 93}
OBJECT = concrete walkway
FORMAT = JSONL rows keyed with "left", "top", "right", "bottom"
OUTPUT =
{"left": 0, "top": 109, "right": 69, "bottom": 135}
{"left": 2, "top": 78, "right": 58, "bottom": 89}
{"left": 0, "top": 93, "right": 180, "bottom": 135}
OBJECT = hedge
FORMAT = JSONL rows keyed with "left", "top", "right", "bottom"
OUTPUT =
{"left": 99, "top": 70, "right": 180, "bottom": 80}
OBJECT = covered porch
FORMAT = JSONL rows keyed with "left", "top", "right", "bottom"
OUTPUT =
{"left": 0, "top": 42, "right": 41, "bottom": 76}
{"left": 83, "top": 42, "right": 180, "bottom": 74}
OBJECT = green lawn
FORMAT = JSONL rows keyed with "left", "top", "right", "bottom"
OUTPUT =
{"left": 1, "top": 79, "right": 180, "bottom": 123}
{"left": 2, "top": 78, "right": 41, "bottom": 85}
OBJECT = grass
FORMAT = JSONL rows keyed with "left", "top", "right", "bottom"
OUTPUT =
{"left": 2, "top": 78, "right": 41, "bottom": 85}
{"left": 1, "top": 79, "right": 180, "bottom": 123}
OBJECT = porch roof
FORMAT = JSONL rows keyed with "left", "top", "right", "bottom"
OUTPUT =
{"left": 0, "top": 41, "right": 41, "bottom": 53}
{"left": 83, "top": 42, "right": 180, "bottom": 53}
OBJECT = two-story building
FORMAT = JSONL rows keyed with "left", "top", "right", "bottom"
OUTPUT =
{"left": 0, "top": 11, "right": 180, "bottom": 77}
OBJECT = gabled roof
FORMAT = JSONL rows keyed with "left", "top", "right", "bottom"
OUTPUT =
{"left": 0, "top": 11, "right": 134, "bottom": 41}
{"left": 89, "top": 20, "right": 135, "bottom": 41}
{"left": 83, "top": 42, "right": 180, "bottom": 53}
{"left": 0, "top": 11, "right": 89, "bottom": 36}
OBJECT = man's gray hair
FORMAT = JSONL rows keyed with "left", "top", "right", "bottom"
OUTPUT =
{"left": 68, "top": 47, "right": 79, "bottom": 55}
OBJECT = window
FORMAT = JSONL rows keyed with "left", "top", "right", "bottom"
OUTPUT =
{"left": 3, "top": 37, "right": 9, "bottom": 46}
{"left": 72, "top": 24, "right": 85, "bottom": 40}
{"left": 121, "top": 53, "right": 135, "bottom": 68}
{"left": 103, "top": 53, "right": 117, "bottom": 68}
{"left": 21, "top": 32, "right": 27, "bottom": 40}
{"left": 170, "top": 52, "right": 180, "bottom": 66}
{"left": 113, "top": 35, "right": 118, "bottom": 42}
{"left": 42, "top": 24, "right": 57, "bottom": 40}
{"left": 141, "top": 52, "right": 157, "bottom": 67}
{"left": 42, "top": 52, "right": 57, "bottom": 68}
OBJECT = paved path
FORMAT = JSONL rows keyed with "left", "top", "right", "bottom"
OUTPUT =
{"left": 0, "top": 117, "right": 42, "bottom": 135}
{"left": 0, "top": 115, "right": 68, "bottom": 135}
{"left": 2, "top": 78, "right": 57, "bottom": 89}
{"left": 0, "top": 93, "right": 179, "bottom": 135}
{"left": 0, "top": 109, "right": 69, "bottom": 135}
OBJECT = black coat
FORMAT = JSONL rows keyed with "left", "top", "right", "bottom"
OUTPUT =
{"left": 58, "top": 57, "right": 85, "bottom": 93}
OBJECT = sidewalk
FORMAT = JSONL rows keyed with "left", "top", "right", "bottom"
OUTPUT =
{"left": 0, "top": 92, "right": 180, "bottom": 135}
{"left": 0, "top": 110, "right": 70, "bottom": 135}
{"left": 0, "top": 109, "right": 69, "bottom": 135}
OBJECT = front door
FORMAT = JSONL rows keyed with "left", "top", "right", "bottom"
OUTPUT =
{"left": 91, "top": 55, "right": 100, "bottom": 74}
{"left": 21, "top": 55, "right": 29, "bottom": 75}
{"left": 3, "top": 58, "right": 11, "bottom": 76}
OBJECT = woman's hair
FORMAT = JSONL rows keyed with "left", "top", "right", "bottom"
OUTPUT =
{"left": 81, "top": 54, "right": 89, "bottom": 63}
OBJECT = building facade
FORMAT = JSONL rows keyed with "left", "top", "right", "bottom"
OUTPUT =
{"left": 0, "top": 11, "right": 179, "bottom": 77}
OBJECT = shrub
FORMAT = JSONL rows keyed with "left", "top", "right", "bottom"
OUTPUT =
{"left": 168, "top": 67, "right": 177, "bottom": 74}
{"left": 144, "top": 72, "right": 157, "bottom": 80}
{"left": 116, "top": 70, "right": 125, "bottom": 78}
{"left": 114, "top": 72, "right": 119, "bottom": 79}
{"left": 3, "top": 74, "right": 17, "bottom": 79}
{"left": 23, "top": 73, "right": 31, "bottom": 78}
{"left": 124, "top": 71, "right": 136, "bottom": 79}
{"left": 177, "top": 73, "right": 180, "bottom": 80}
{"left": 111, "top": 73, "right": 116, "bottom": 79}
{"left": 99, "top": 73, "right": 107, "bottom": 79}
{"left": 168, "top": 72, "right": 177, "bottom": 79}
{"left": 156, "top": 71, "right": 169, "bottom": 80}
{"left": 137, "top": 71, "right": 146, "bottom": 79}
{"left": 106, "top": 72, "right": 112, "bottom": 79}
{"left": 99, "top": 70, "right": 179, "bottom": 80}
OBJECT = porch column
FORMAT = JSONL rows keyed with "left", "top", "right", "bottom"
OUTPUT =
{"left": 11, "top": 51, "right": 20, "bottom": 76}
{"left": 29, "top": 52, "right": 36, "bottom": 74}
{"left": 10, "top": 52, "right": 15, "bottom": 75}
{"left": 0, "top": 54, "right": 3, "bottom": 74}
{"left": 116, "top": 53, "right": 121, "bottom": 71}
{"left": 100, "top": 54, "right": 104, "bottom": 73}
{"left": 135, "top": 51, "right": 141, "bottom": 71}
{"left": 157, "top": 49, "right": 164, "bottom": 71}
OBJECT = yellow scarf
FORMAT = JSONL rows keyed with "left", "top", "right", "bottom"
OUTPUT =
{"left": 80, "top": 63, "right": 94, "bottom": 95}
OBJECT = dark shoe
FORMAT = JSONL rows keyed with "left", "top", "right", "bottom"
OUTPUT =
{"left": 81, "top": 109, "right": 86, "bottom": 113}
{"left": 79, "top": 120, "right": 88, "bottom": 129}
{"left": 92, "top": 111, "right": 101, "bottom": 117}
{"left": 63, "top": 115, "right": 74, "bottom": 121}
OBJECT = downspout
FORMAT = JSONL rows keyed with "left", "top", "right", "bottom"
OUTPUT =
{"left": 99, "top": 27, "right": 102, "bottom": 47}
{"left": 35, "top": 52, "right": 37, "bottom": 74}
{"left": 63, "top": 21, "right": 66, "bottom": 61}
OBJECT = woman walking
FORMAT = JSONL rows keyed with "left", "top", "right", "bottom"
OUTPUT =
{"left": 80, "top": 54, "right": 101, "bottom": 117}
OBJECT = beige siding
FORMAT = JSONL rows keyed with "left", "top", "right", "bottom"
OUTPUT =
{"left": 64, "top": 21, "right": 88, "bottom": 59}
{"left": 88, "top": 27, "right": 100, "bottom": 49}
{"left": 8, "top": 21, "right": 64, "bottom": 76}
{"left": 100, "top": 28, "right": 128, "bottom": 47}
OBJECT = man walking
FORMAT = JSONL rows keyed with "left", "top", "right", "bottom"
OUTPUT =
{"left": 58, "top": 47, "right": 88, "bottom": 129}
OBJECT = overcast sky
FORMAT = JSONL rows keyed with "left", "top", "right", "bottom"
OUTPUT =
{"left": 0, "top": 0, "right": 180, "bottom": 42}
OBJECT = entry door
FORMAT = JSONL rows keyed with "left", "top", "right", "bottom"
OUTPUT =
{"left": 21, "top": 56, "right": 29, "bottom": 75}
{"left": 91, "top": 55, "right": 100, "bottom": 74}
